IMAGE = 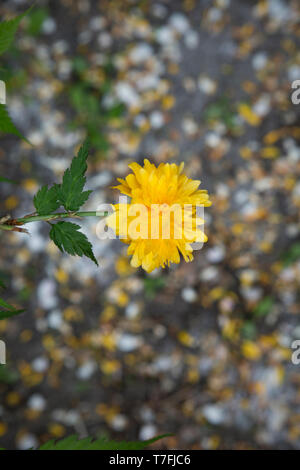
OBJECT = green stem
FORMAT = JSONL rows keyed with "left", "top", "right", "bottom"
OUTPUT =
{"left": 0, "top": 211, "right": 109, "bottom": 232}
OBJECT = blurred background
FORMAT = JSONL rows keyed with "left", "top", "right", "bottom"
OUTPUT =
{"left": 0, "top": 0, "right": 300, "bottom": 450}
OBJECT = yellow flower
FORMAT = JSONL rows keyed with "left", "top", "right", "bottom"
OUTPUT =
{"left": 107, "top": 159, "right": 211, "bottom": 272}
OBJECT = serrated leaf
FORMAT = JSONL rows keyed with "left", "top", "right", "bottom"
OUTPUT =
{"left": 58, "top": 140, "right": 92, "bottom": 211}
{"left": 34, "top": 184, "right": 60, "bottom": 215}
{"left": 49, "top": 221, "right": 98, "bottom": 265}
{"left": 144, "top": 277, "right": 166, "bottom": 300}
{"left": 0, "top": 7, "right": 32, "bottom": 56}
{"left": 38, "top": 434, "right": 171, "bottom": 450}
{"left": 0, "top": 434, "right": 170, "bottom": 450}
{"left": 0, "top": 104, "right": 29, "bottom": 143}
{"left": 0, "top": 365, "right": 19, "bottom": 384}
{"left": 0, "top": 8, "right": 32, "bottom": 143}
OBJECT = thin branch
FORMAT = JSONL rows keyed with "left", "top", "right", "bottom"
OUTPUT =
{"left": 0, "top": 210, "right": 109, "bottom": 232}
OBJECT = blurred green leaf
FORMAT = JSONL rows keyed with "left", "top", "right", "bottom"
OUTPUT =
{"left": 50, "top": 221, "right": 98, "bottom": 266}
{"left": 0, "top": 271, "right": 8, "bottom": 289}
{"left": 5, "top": 69, "right": 29, "bottom": 93}
{"left": 106, "top": 102, "right": 126, "bottom": 119}
{"left": 281, "top": 242, "right": 300, "bottom": 267}
{"left": 0, "top": 297, "right": 25, "bottom": 320}
{"left": 241, "top": 321, "right": 257, "bottom": 340}
{"left": 72, "top": 56, "right": 88, "bottom": 74}
{"left": 17, "top": 285, "right": 32, "bottom": 302}
{"left": 204, "top": 96, "right": 236, "bottom": 130}
{"left": 0, "top": 308, "right": 25, "bottom": 321}
{"left": 144, "top": 277, "right": 166, "bottom": 299}
{"left": 38, "top": 434, "right": 171, "bottom": 450}
{"left": 26, "top": 7, "right": 49, "bottom": 36}
{"left": 0, "top": 365, "right": 19, "bottom": 384}
{"left": 0, "top": 297, "right": 17, "bottom": 310}
{"left": 67, "top": 58, "right": 124, "bottom": 154}
{"left": 0, "top": 175, "right": 16, "bottom": 184}
{"left": 34, "top": 184, "right": 60, "bottom": 215}
{"left": 57, "top": 139, "right": 92, "bottom": 211}
{"left": 0, "top": 434, "right": 171, "bottom": 450}
{"left": 0, "top": 103, "right": 30, "bottom": 143}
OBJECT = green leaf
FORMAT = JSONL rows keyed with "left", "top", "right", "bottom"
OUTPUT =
{"left": 58, "top": 140, "right": 92, "bottom": 211}
{"left": 0, "top": 7, "right": 32, "bottom": 56}
{"left": 0, "top": 365, "right": 19, "bottom": 384}
{"left": 0, "top": 272, "right": 8, "bottom": 289}
{"left": 0, "top": 310, "right": 24, "bottom": 321}
{"left": 0, "top": 309, "right": 25, "bottom": 320}
{"left": 34, "top": 184, "right": 60, "bottom": 216}
{"left": 253, "top": 296, "right": 275, "bottom": 318}
{"left": 49, "top": 221, "right": 98, "bottom": 266}
{"left": 0, "top": 434, "right": 170, "bottom": 451}
{"left": 37, "top": 434, "right": 171, "bottom": 450}
{"left": 0, "top": 296, "right": 17, "bottom": 310}
{"left": 72, "top": 56, "right": 88, "bottom": 74}
{"left": 144, "top": 277, "right": 166, "bottom": 299}
{"left": 0, "top": 176, "right": 17, "bottom": 184}
{"left": 106, "top": 102, "right": 125, "bottom": 119}
{"left": 241, "top": 321, "right": 257, "bottom": 340}
{"left": 204, "top": 96, "right": 237, "bottom": 131}
{"left": 0, "top": 9, "right": 32, "bottom": 143}
{"left": 281, "top": 242, "right": 300, "bottom": 267}
{"left": 0, "top": 297, "right": 25, "bottom": 320}
{"left": 0, "top": 104, "right": 29, "bottom": 143}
